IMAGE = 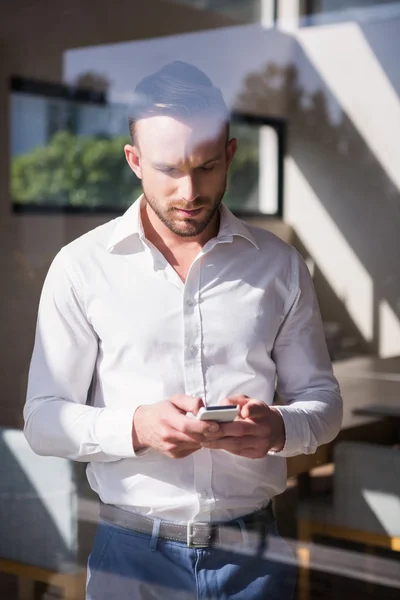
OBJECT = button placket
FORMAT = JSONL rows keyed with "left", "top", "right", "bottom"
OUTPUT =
{"left": 183, "top": 263, "right": 204, "bottom": 401}
{"left": 193, "top": 449, "right": 214, "bottom": 516}
{"left": 183, "top": 261, "right": 214, "bottom": 514}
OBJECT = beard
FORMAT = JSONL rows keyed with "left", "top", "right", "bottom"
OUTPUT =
{"left": 142, "top": 181, "right": 227, "bottom": 238}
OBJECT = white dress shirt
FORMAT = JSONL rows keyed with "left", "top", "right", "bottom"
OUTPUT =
{"left": 24, "top": 196, "right": 342, "bottom": 523}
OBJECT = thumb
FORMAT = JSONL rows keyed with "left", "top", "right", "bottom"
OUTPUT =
{"left": 241, "top": 400, "right": 268, "bottom": 419}
{"left": 170, "top": 394, "right": 204, "bottom": 415}
{"left": 222, "top": 394, "right": 250, "bottom": 408}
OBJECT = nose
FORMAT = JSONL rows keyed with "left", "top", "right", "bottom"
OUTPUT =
{"left": 179, "top": 175, "right": 198, "bottom": 203}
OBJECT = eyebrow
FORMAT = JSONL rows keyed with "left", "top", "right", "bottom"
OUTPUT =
{"left": 153, "top": 155, "right": 222, "bottom": 170}
{"left": 201, "top": 155, "right": 222, "bottom": 165}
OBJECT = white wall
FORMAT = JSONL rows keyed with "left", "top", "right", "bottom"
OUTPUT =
{"left": 284, "top": 14, "right": 400, "bottom": 356}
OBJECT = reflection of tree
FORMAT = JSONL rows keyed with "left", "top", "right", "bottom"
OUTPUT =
{"left": 237, "top": 60, "right": 400, "bottom": 204}
{"left": 75, "top": 71, "right": 111, "bottom": 96}
{"left": 237, "top": 63, "right": 350, "bottom": 150}
{"left": 225, "top": 124, "right": 259, "bottom": 210}
{"left": 236, "top": 63, "right": 342, "bottom": 146}
{"left": 237, "top": 60, "right": 400, "bottom": 343}
{"left": 236, "top": 64, "right": 299, "bottom": 117}
{"left": 12, "top": 64, "right": 382, "bottom": 213}
{"left": 235, "top": 61, "right": 373, "bottom": 158}
{"left": 11, "top": 124, "right": 260, "bottom": 212}
{"left": 12, "top": 131, "right": 142, "bottom": 208}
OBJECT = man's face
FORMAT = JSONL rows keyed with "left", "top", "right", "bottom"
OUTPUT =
{"left": 125, "top": 115, "right": 236, "bottom": 238}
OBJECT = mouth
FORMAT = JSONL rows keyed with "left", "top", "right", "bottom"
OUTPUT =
{"left": 173, "top": 207, "right": 204, "bottom": 217}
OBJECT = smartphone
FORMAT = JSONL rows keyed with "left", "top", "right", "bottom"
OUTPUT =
{"left": 196, "top": 405, "right": 239, "bottom": 423}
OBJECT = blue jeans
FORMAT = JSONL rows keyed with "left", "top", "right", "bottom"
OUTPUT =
{"left": 86, "top": 513, "right": 296, "bottom": 600}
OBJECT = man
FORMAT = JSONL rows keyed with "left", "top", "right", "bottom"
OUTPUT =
{"left": 24, "top": 61, "right": 343, "bottom": 599}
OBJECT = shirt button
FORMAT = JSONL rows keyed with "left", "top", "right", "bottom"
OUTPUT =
{"left": 189, "top": 345, "right": 197, "bottom": 354}
{"left": 201, "top": 490, "right": 209, "bottom": 499}
{"left": 186, "top": 298, "right": 194, "bottom": 306}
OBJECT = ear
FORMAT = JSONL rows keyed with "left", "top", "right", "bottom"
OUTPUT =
{"left": 226, "top": 137, "right": 237, "bottom": 168}
{"left": 124, "top": 144, "right": 142, "bottom": 179}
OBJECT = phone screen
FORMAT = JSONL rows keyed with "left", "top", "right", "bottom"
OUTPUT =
{"left": 204, "top": 406, "right": 234, "bottom": 411}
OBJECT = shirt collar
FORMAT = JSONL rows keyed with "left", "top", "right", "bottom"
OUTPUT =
{"left": 106, "top": 194, "right": 259, "bottom": 252}
{"left": 217, "top": 203, "right": 259, "bottom": 249}
{"left": 106, "top": 195, "right": 145, "bottom": 252}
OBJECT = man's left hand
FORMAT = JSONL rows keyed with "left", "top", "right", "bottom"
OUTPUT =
{"left": 201, "top": 395, "right": 286, "bottom": 458}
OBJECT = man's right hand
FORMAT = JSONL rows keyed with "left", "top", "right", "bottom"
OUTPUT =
{"left": 132, "top": 395, "right": 220, "bottom": 459}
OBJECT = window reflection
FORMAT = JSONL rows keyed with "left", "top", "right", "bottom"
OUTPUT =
{"left": 168, "top": 0, "right": 261, "bottom": 22}
{"left": 11, "top": 78, "right": 282, "bottom": 215}
{"left": 2, "top": 1, "right": 400, "bottom": 599}
{"left": 308, "top": 0, "right": 400, "bottom": 13}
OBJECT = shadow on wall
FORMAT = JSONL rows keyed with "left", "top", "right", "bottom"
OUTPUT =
{"left": 234, "top": 55, "right": 400, "bottom": 357}
{"left": 293, "top": 232, "right": 370, "bottom": 360}
{"left": 0, "top": 427, "right": 79, "bottom": 573}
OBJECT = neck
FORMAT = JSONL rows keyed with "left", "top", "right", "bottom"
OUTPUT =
{"left": 141, "top": 200, "right": 220, "bottom": 254}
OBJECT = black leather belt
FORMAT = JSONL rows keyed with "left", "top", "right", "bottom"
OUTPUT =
{"left": 99, "top": 502, "right": 274, "bottom": 549}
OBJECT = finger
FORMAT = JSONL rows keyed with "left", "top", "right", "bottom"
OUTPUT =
{"left": 172, "top": 441, "right": 202, "bottom": 452}
{"left": 176, "top": 414, "right": 220, "bottom": 438}
{"left": 217, "top": 420, "right": 258, "bottom": 438}
{"left": 165, "top": 425, "right": 205, "bottom": 445}
{"left": 162, "top": 439, "right": 202, "bottom": 456}
{"left": 240, "top": 400, "right": 268, "bottom": 420}
{"left": 170, "top": 394, "right": 204, "bottom": 415}
{"left": 201, "top": 435, "right": 258, "bottom": 452}
{"left": 167, "top": 419, "right": 220, "bottom": 444}
{"left": 173, "top": 447, "right": 202, "bottom": 459}
{"left": 221, "top": 394, "right": 250, "bottom": 408}
{"left": 201, "top": 438, "right": 266, "bottom": 458}
{"left": 162, "top": 404, "right": 220, "bottom": 441}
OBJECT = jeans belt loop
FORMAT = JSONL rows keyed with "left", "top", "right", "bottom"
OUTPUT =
{"left": 150, "top": 518, "right": 161, "bottom": 552}
{"left": 235, "top": 518, "right": 250, "bottom": 548}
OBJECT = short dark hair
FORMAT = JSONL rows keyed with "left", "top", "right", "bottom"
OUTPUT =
{"left": 128, "top": 61, "right": 230, "bottom": 144}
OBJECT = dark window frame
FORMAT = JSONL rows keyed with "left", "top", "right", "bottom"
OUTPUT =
{"left": 230, "top": 112, "right": 286, "bottom": 219}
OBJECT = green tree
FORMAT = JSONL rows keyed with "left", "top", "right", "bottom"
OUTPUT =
{"left": 12, "top": 130, "right": 142, "bottom": 209}
{"left": 225, "top": 123, "right": 259, "bottom": 210}
{"left": 12, "top": 127, "right": 260, "bottom": 211}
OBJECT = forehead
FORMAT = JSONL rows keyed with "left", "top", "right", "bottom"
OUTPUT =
{"left": 136, "top": 115, "right": 226, "bottom": 164}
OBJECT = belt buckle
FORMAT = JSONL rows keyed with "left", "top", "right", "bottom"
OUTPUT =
{"left": 186, "top": 521, "right": 212, "bottom": 548}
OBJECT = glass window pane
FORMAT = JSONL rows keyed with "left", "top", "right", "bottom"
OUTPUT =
{"left": 11, "top": 79, "right": 281, "bottom": 215}
{"left": 225, "top": 122, "right": 279, "bottom": 214}
{"left": 306, "top": 0, "right": 400, "bottom": 15}
{"left": 10, "top": 83, "right": 141, "bottom": 211}
{"left": 168, "top": 0, "right": 261, "bottom": 22}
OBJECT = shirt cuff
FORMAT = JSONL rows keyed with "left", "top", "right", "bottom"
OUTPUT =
{"left": 267, "top": 405, "right": 318, "bottom": 458}
{"left": 95, "top": 407, "right": 144, "bottom": 458}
